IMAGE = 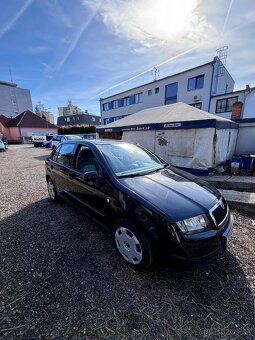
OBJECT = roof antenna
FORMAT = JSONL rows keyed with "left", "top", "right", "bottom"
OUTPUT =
{"left": 216, "top": 46, "right": 228, "bottom": 77}
{"left": 8, "top": 66, "right": 13, "bottom": 83}
{"left": 152, "top": 66, "right": 159, "bottom": 81}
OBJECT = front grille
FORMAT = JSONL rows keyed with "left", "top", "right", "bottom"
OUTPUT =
{"left": 210, "top": 198, "right": 228, "bottom": 228}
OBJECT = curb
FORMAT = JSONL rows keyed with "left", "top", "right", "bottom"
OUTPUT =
{"left": 220, "top": 189, "right": 255, "bottom": 214}
{"left": 205, "top": 175, "right": 255, "bottom": 193}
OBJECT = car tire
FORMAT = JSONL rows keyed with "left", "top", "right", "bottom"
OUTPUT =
{"left": 47, "top": 178, "right": 59, "bottom": 202}
{"left": 112, "top": 219, "right": 155, "bottom": 270}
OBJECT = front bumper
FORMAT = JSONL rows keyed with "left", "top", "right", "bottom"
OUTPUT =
{"left": 165, "top": 214, "right": 234, "bottom": 264}
{"left": 221, "top": 214, "right": 234, "bottom": 250}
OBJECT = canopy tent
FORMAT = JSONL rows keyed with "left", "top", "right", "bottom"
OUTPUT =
{"left": 97, "top": 103, "right": 238, "bottom": 172}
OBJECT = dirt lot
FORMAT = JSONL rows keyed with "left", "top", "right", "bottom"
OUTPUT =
{"left": 0, "top": 145, "right": 254, "bottom": 340}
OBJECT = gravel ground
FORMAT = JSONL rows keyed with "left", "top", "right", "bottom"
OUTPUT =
{"left": 0, "top": 145, "right": 254, "bottom": 340}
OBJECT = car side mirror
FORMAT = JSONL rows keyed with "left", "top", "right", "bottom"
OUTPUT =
{"left": 83, "top": 170, "right": 100, "bottom": 180}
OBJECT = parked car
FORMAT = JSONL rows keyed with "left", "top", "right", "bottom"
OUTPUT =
{"left": 51, "top": 134, "right": 83, "bottom": 149}
{"left": 45, "top": 140, "right": 233, "bottom": 269}
{"left": 0, "top": 140, "right": 6, "bottom": 152}
{"left": 42, "top": 139, "right": 52, "bottom": 148}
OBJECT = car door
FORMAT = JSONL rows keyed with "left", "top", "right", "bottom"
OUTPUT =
{"left": 65, "top": 144, "right": 120, "bottom": 224}
{"left": 50, "top": 143, "right": 77, "bottom": 200}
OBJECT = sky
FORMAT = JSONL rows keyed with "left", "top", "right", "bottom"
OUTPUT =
{"left": 0, "top": 0, "right": 255, "bottom": 122}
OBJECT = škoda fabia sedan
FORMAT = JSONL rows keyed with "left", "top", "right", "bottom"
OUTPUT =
{"left": 45, "top": 140, "right": 233, "bottom": 269}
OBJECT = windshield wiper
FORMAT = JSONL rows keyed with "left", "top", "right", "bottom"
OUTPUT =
{"left": 117, "top": 172, "right": 146, "bottom": 178}
{"left": 117, "top": 167, "right": 163, "bottom": 178}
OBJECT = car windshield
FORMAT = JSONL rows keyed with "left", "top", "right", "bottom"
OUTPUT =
{"left": 66, "top": 135, "right": 83, "bottom": 140}
{"left": 98, "top": 143, "right": 166, "bottom": 177}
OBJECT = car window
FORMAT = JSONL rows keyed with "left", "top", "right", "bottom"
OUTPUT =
{"left": 50, "top": 144, "right": 61, "bottom": 161}
{"left": 52, "top": 135, "right": 60, "bottom": 141}
{"left": 56, "top": 143, "right": 76, "bottom": 166}
{"left": 98, "top": 143, "right": 165, "bottom": 177}
{"left": 76, "top": 146, "right": 101, "bottom": 173}
{"left": 66, "top": 135, "right": 83, "bottom": 140}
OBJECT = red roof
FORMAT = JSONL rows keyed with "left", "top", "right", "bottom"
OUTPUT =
{"left": 0, "top": 114, "right": 11, "bottom": 126}
{"left": 4, "top": 111, "right": 58, "bottom": 129}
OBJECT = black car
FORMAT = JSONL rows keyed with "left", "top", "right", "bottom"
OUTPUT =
{"left": 45, "top": 140, "right": 233, "bottom": 269}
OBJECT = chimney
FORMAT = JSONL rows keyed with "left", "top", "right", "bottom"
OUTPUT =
{"left": 231, "top": 101, "right": 243, "bottom": 120}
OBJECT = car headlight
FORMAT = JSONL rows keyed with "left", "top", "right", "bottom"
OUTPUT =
{"left": 176, "top": 214, "right": 211, "bottom": 234}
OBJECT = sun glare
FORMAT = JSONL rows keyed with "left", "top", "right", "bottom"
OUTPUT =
{"left": 85, "top": 0, "right": 203, "bottom": 47}
{"left": 134, "top": 0, "right": 199, "bottom": 42}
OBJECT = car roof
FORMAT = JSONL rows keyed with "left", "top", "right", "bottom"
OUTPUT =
{"left": 62, "top": 139, "right": 130, "bottom": 146}
{"left": 54, "top": 134, "right": 80, "bottom": 137}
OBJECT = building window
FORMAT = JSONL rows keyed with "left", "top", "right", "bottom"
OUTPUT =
{"left": 188, "top": 75, "right": 204, "bottom": 91}
{"left": 148, "top": 89, "right": 152, "bottom": 96}
{"left": 104, "top": 117, "right": 114, "bottom": 125}
{"left": 189, "top": 102, "right": 202, "bottom": 109}
{"left": 134, "top": 92, "right": 143, "bottom": 104}
{"left": 215, "top": 96, "right": 238, "bottom": 113}
{"left": 165, "top": 82, "right": 178, "bottom": 105}
{"left": 103, "top": 102, "right": 113, "bottom": 111}
{"left": 123, "top": 97, "right": 130, "bottom": 106}
{"left": 155, "top": 87, "right": 159, "bottom": 94}
{"left": 112, "top": 100, "right": 118, "bottom": 109}
{"left": 102, "top": 103, "right": 109, "bottom": 111}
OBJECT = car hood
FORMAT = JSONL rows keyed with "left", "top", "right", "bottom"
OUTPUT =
{"left": 118, "top": 168, "right": 219, "bottom": 222}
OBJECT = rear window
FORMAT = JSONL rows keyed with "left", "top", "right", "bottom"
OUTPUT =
{"left": 52, "top": 135, "right": 61, "bottom": 141}
{"left": 66, "top": 135, "right": 83, "bottom": 140}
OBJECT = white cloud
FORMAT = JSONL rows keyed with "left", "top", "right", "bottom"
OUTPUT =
{"left": 55, "top": 11, "right": 97, "bottom": 73}
{"left": 0, "top": 0, "right": 33, "bottom": 38}
{"left": 82, "top": 0, "right": 215, "bottom": 48}
{"left": 42, "top": 63, "right": 54, "bottom": 79}
{"left": 28, "top": 45, "right": 51, "bottom": 54}
{"left": 44, "top": 0, "right": 73, "bottom": 28}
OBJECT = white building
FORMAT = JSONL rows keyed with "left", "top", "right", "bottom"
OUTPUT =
{"left": 0, "top": 80, "right": 33, "bottom": 118}
{"left": 210, "top": 86, "right": 255, "bottom": 155}
{"left": 210, "top": 85, "right": 255, "bottom": 119}
{"left": 58, "top": 100, "right": 81, "bottom": 116}
{"left": 100, "top": 57, "right": 234, "bottom": 125}
{"left": 34, "top": 102, "right": 54, "bottom": 124}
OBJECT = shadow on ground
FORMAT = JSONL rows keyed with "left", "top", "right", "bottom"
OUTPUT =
{"left": 0, "top": 199, "right": 254, "bottom": 339}
{"left": 34, "top": 154, "right": 50, "bottom": 161}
